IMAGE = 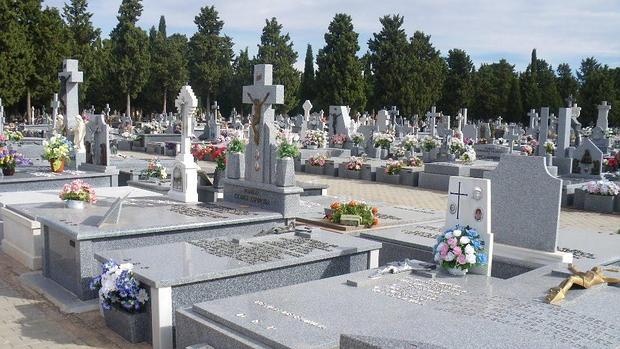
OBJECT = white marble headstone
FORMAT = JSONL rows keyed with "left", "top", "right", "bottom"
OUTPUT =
{"left": 445, "top": 176, "right": 493, "bottom": 276}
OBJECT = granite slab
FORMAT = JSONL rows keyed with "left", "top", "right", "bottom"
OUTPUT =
{"left": 176, "top": 258, "right": 620, "bottom": 349}
{"left": 95, "top": 230, "right": 381, "bottom": 288}
{"left": 0, "top": 165, "right": 118, "bottom": 192}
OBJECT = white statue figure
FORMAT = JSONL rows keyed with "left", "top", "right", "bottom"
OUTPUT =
{"left": 72, "top": 114, "right": 86, "bottom": 153}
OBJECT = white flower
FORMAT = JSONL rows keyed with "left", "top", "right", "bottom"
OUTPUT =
{"left": 101, "top": 275, "right": 117, "bottom": 293}
{"left": 466, "top": 253, "right": 476, "bottom": 264}
{"left": 444, "top": 231, "right": 453, "bottom": 239}
{"left": 464, "top": 244, "right": 475, "bottom": 255}
{"left": 137, "top": 289, "right": 149, "bottom": 304}
{"left": 444, "top": 252, "right": 455, "bottom": 262}
{"left": 119, "top": 263, "right": 134, "bottom": 271}
{"left": 460, "top": 236, "right": 470, "bottom": 245}
{"left": 452, "top": 229, "right": 462, "bottom": 237}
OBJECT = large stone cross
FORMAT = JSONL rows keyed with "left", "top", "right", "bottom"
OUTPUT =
{"left": 58, "top": 59, "right": 83, "bottom": 132}
{"left": 175, "top": 86, "right": 198, "bottom": 155}
{"left": 426, "top": 106, "right": 440, "bottom": 137}
{"left": 242, "top": 64, "right": 284, "bottom": 184}
{"left": 527, "top": 109, "right": 538, "bottom": 128}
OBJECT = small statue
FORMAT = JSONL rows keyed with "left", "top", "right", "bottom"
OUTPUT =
{"left": 72, "top": 114, "right": 86, "bottom": 153}
{"left": 545, "top": 264, "right": 620, "bottom": 304}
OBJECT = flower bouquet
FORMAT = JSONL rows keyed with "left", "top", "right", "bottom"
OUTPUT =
{"left": 331, "top": 134, "right": 347, "bottom": 147}
{"left": 140, "top": 159, "right": 167, "bottom": 180}
{"left": 385, "top": 159, "right": 403, "bottom": 175}
{"left": 544, "top": 140, "right": 555, "bottom": 155}
{"left": 43, "top": 135, "right": 73, "bottom": 173}
{"left": 373, "top": 132, "right": 395, "bottom": 149}
{"left": 89, "top": 260, "right": 149, "bottom": 312}
{"left": 401, "top": 135, "right": 418, "bottom": 151}
{"left": 309, "top": 153, "right": 329, "bottom": 167}
{"left": 449, "top": 137, "right": 465, "bottom": 155}
{"left": 303, "top": 130, "right": 327, "bottom": 148}
{"left": 326, "top": 200, "right": 379, "bottom": 228}
{"left": 59, "top": 179, "right": 97, "bottom": 209}
{"left": 227, "top": 133, "right": 246, "bottom": 153}
{"left": 407, "top": 156, "right": 423, "bottom": 167}
{"left": 421, "top": 136, "right": 441, "bottom": 152}
{"left": 459, "top": 146, "right": 476, "bottom": 164}
{"left": 351, "top": 133, "right": 365, "bottom": 147}
{"left": 520, "top": 144, "right": 533, "bottom": 156}
{"left": 4, "top": 129, "right": 24, "bottom": 142}
{"left": 584, "top": 180, "right": 620, "bottom": 196}
{"left": 392, "top": 145, "right": 406, "bottom": 158}
{"left": 433, "top": 225, "right": 488, "bottom": 275}
{"left": 277, "top": 130, "right": 301, "bottom": 159}
{"left": 0, "top": 149, "right": 32, "bottom": 176}
{"left": 346, "top": 156, "right": 364, "bottom": 171}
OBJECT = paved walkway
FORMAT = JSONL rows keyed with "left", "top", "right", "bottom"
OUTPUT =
{"left": 0, "top": 153, "right": 616, "bottom": 348}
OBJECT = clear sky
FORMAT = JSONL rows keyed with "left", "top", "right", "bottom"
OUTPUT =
{"left": 43, "top": 0, "right": 620, "bottom": 73}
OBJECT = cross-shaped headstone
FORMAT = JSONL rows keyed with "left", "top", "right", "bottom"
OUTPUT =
{"left": 302, "top": 100, "right": 312, "bottom": 121}
{"left": 104, "top": 103, "right": 111, "bottom": 117}
{"left": 445, "top": 176, "right": 494, "bottom": 276}
{"left": 242, "top": 64, "right": 284, "bottom": 183}
{"left": 505, "top": 125, "right": 520, "bottom": 153}
{"left": 496, "top": 116, "right": 503, "bottom": 126}
{"left": 58, "top": 59, "right": 83, "bottom": 132}
{"left": 596, "top": 101, "right": 611, "bottom": 131}
{"left": 176, "top": 86, "right": 198, "bottom": 155}
{"left": 527, "top": 109, "right": 538, "bottom": 129}
{"left": 426, "top": 106, "right": 440, "bottom": 137}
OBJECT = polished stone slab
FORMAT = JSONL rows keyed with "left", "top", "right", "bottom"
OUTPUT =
{"left": 0, "top": 165, "right": 118, "bottom": 192}
{"left": 176, "top": 258, "right": 620, "bottom": 349}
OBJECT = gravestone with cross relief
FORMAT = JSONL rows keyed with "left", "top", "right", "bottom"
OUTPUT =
{"left": 328, "top": 105, "right": 352, "bottom": 138}
{"left": 58, "top": 59, "right": 83, "bottom": 133}
{"left": 242, "top": 64, "right": 284, "bottom": 184}
{"left": 83, "top": 114, "right": 111, "bottom": 167}
{"left": 445, "top": 176, "right": 494, "bottom": 276}
{"left": 168, "top": 85, "right": 199, "bottom": 203}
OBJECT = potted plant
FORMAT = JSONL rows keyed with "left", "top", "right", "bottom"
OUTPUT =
{"left": 407, "top": 156, "right": 423, "bottom": 167}
{"left": 385, "top": 159, "right": 403, "bottom": 175}
{"left": 433, "top": 225, "right": 488, "bottom": 276}
{"left": 89, "top": 260, "right": 150, "bottom": 343}
{"left": 544, "top": 140, "right": 555, "bottom": 166}
{"left": 351, "top": 133, "right": 365, "bottom": 155}
{"left": 401, "top": 135, "right": 418, "bottom": 157}
{"left": 325, "top": 200, "right": 379, "bottom": 228}
{"left": 583, "top": 180, "right": 619, "bottom": 214}
{"left": 373, "top": 132, "right": 395, "bottom": 160}
{"left": 139, "top": 159, "right": 168, "bottom": 181}
{"left": 340, "top": 156, "right": 364, "bottom": 179}
{"left": 43, "top": 135, "right": 73, "bottom": 173}
{"left": 59, "top": 179, "right": 97, "bottom": 209}
{"left": 459, "top": 146, "right": 477, "bottom": 164}
{"left": 275, "top": 131, "right": 300, "bottom": 187}
{"left": 421, "top": 136, "right": 441, "bottom": 162}
{"left": 226, "top": 134, "right": 246, "bottom": 179}
{"left": 303, "top": 130, "right": 327, "bottom": 149}
{"left": 210, "top": 147, "right": 227, "bottom": 188}
{"left": 331, "top": 134, "right": 347, "bottom": 148}
{"left": 0, "top": 149, "right": 32, "bottom": 176}
{"left": 448, "top": 137, "right": 465, "bottom": 162}
{"left": 4, "top": 129, "right": 24, "bottom": 143}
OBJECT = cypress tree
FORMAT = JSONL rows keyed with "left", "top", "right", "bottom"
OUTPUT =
{"left": 439, "top": 48, "right": 475, "bottom": 116}
{"left": 299, "top": 44, "right": 315, "bottom": 102}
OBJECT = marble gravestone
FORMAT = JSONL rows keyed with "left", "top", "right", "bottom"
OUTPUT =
{"left": 81, "top": 114, "right": 115, "bottom": 172}
{"left": 425, "top": 106, "right": 440, "bottom": 137}
{"left": 328, "top": 105, "right": 352, "bottom": 138}
{"left": 596, "top": 101, "right": 611, "bottom": 131}
{"left": 224, "top": 64, "right": 302, "bottom": 220}
{"left": 375, "top": 109, "right": 390, "bottom": 132}
{"left": 58, "top": 59, "right": 83, "bottom": 133}
{"left": 571, "top": 138, "right": 603, "bottom": 177}
{"left": 445, "top": 176, "right": 493, "bottom": 276}
{"left": 537, "top": 107, "right": 550, "bottom": 155}
{"left": 168, "top": 85, "right": 199, "bottom": 203}
{"left": 484, "top": 155, "right": 571, "bottom": 264}
{"left": 462, "top": 124, "right": 477, "bottom": 141}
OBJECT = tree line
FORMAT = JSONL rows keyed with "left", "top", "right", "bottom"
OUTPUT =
{"left": 1, "top": 0, "right": 619, "bottom": 126}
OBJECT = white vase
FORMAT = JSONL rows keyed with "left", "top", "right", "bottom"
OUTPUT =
{"left": 65, "top": 200, "right": 85, "bottom": 209}
{"left": 446, "top": 267, "right": 468, "bottom": 276}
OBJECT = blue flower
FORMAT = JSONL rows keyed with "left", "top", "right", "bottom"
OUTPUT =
{"left": 477, "top": 253, "right": 488, "bottom": 264}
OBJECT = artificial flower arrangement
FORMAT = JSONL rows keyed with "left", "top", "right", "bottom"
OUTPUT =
{"left": 43, "top": 135, "right": 73, "bottom": 172}
{"left": 140, "top": 122, "right": 164, "bottom": 134}
{"left": 407, "top": 156, "right": 423, "bottom": 167}
{"left": 433, "top": 225, "right": 488, "bottom": 275}
{"left": 603, "top": 156, "right": 619, "bottom": 172}
{"left": 373, "top": 132, "right": 395, "bottom": 149}
{"left": 459, "top": 146, "right": 477, "bottom": 164}
{"left": 227, "top": 133, "right": 246, "bottom": 153}
{"left": 303, "top": 130, "right": 327, "bottom": 148}
{"left": 326, "top": 200, "right": 379, "bottom": 228}
{"left": 0, "top": 149, "right": 32, "bottom": 175}
{"left": 59, "top": 179, "right": 97, "bottom": 205}
{"left": 140, "top": 159, "right": 167, "bottom": 180}
{"left": 120, "top": 131, "right": 137, "bottom": 140}
{"left": 277, "top": 130, "right": 301, "bottom": 158}
{"left": 520, "top": 144, "right": 533, "bottom": 156}
{"left": 331, "top": 133, "right": 348, "bottom": 146}
{"left": 309, "top": 153, "right": 329, "bottom": 167}
{"left": 544, "top": 140, "right": 555, "bottom": 154}
{"left": 346, "top": 156, "right": 364, "bottom": 171}
{"left": 528, "top": 138, "right": 539, "bottom": 149}
{"left": 191, "top": 144, "right": 227, "bottom": 171}
{"left": 4, "top": 129, "right": 24, "bottom": 142}
{"left": 89, "top": 260, "right": 149, "bottom": 313}
{"left": 401, "top": 135, "right": 418, "bottom": 151}
{"left": 392, "top": 145, "right": 406, "bottom": 158}
{"left": 217, "top": 129, "right": 241, "bottom": 144}
{"left": 0, "top": 134, "right": 6, "bottom": 148}
{"left": 351, "top": 133, "right": 365, "bottom": 147}
{"left": 385, "top": 159, "right": 403, "bottom": 175}
{"left": 421, "top": 136, "right": 441, "bottom": 152}
{"left": 449, "top": 137, "right": 465, "bottom": 155}
{"left": 583, "top": 180, "right": 620, "bottom": 196}
{"left": 463, "top": 137, "right": 474, "bottom": 146}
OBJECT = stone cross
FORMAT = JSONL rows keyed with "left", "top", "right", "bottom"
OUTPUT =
{"left": 527, "top": 109, "right": 538, "bottom": 129}
{"left": 455, "top": 113, "right": 463, "bottom": 133}
{"left": 505, "top": 126, "right": 520, "bottom": 154}
{"left": 242, "top": 64, "right": 284, "bottom": 184}
{"left": 176, "top": 86, "right": 198, "bottom": 156}
{"left": 388, "top": 106, "right": 400, "bottom": 126}
{"left": 104, "top": 103, "right": 111, "bottom": 117}
{"left": 302, "top": 100, "right": 312, "bottom": 122}
{"left": 426, "top": 106, "right": 440, "bottom": 137}
{"left": 596, "top": 101, "right": 611, "bottom": 131}
{"left": 50, "top": 94, "right": 60, "bottom": 135}
{"left": 445, "top": 176, "right": 494, "bottom": 276}
{"left": 211, "top": 101, "right": 220, "bottom": 121}
{"left": 537, "top": 107, "right": 550, "bottom": 155}
{"left": 0, "top": 98, "right": 4, "bottom": 131}
{"left": 459, "top": 108, "right": 468, "bottom": 128}
{"left": 556, "top": 107, "right": 571, "bottom": 158}
{"left": 58, "top": 59, "right": 83, "bottom": 133}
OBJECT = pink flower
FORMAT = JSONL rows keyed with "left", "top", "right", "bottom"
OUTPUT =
{"left": 453, "top": 246, "right": 462, "bottom": 256}
{"left": 457, "top": 254, "right": 467, "bottom": 265}
{"left": 447, "top": 237, "right": 457, "bottom": 247}
{"left": 439, "top": 244, "right": 449, "bottom": 256}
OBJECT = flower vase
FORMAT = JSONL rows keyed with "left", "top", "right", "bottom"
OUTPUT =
{"left": 2, "top": 168, "right": 15, "bottom": 176}
{"left": 448, "top": 154, "right": 457, "bottom": 162}
{"left": 226, "top": 152, "right": 244, "bottom": 179}
{"left": 307, "top": 144, "right": 318, "bottom": 150}
{"left": 380, "top": 148, "right": 389, "bottom": 160}
{"left": 103, "top": 307, "right": 149, "bottom": 343}
{"left": 333, "top": 143, "right": 343, "bottom": 149}
{"left": 212, "top": 169, "right": 224, "bottom": 189}
{"left": 546, "top": 153, "right": 553, "bottom": 166}
{"left": 446, "top": 267, "right": 468, "bottom": 276}
{"left": 422, "top": 151, "right": 433, "bottom": 163}
{"left": 49, "top": 159, "right": 65, "bottom": 173}
{"left": 275, "top": 157, "right": 295, "bottom": 187}
{"left": 65, "top": 200, "right": 85, "bottom": 209}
